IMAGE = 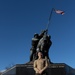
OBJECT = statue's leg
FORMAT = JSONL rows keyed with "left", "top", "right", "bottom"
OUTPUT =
{"left": 30, "top": 50, "right": 33, "bottom": 61}
{"left": 33, "top": 52, "right": 38, "bottom": 60}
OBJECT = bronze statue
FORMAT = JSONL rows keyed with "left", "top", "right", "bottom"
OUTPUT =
{"left": 36, "top": 34, "right": 52, "bottom": 60}
{"left": 30, "top": 33, "right": 39, "bottom": 61}
{"left": 30, "top": 30, "right": 46, "bottom": 61}
{"left": 30, "top": 29, "right": 52, "bottom": 62}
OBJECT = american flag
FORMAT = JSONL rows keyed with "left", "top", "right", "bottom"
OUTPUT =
{"left": 54, "top": 9, "right": 65, "bottom": 15}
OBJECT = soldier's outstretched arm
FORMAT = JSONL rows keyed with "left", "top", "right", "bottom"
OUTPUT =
{"left": 39, "top": 30, "right": 48, "bottom": 37}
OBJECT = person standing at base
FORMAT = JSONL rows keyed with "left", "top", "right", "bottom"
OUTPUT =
{"left": 34, "top": 51, "right": 48, "bottom": 75}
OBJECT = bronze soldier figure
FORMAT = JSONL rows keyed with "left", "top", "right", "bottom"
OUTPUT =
{"left": 30, "top": 30, "right": 46, "bottom": 61}
{"left": 36, "top": 34, "right": 52, "bottom": 59}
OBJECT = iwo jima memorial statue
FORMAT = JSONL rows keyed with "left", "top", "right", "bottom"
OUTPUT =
{"left": 1, "top": 8, "right": 75, "bottom": 75}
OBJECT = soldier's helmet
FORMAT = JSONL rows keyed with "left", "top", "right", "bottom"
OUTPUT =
{"left": 34, "top": 33, "right": 39, "bottom": 38}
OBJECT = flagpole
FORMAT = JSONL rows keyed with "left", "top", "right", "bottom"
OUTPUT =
{"left": 46, "top": 8, "right": 54, "bottom": 32}
{"left": 45, "top": 8, "right": 65, "bottom": 34}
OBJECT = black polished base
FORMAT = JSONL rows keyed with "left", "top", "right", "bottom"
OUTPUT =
{"left": 2, "top": 63, "right": 75, "bottom": 75}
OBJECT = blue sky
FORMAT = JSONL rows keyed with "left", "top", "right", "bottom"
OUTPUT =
{"left": 0, "top": 0, "right": 75, "bottom": 71}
